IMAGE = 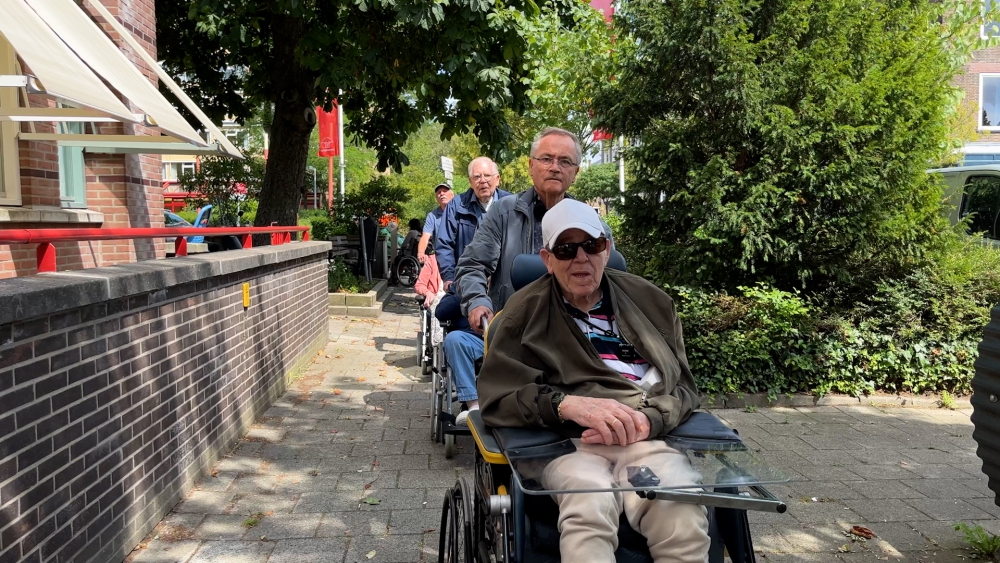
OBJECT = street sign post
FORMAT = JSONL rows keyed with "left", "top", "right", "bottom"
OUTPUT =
{"left": 440, "top": 156, "right": 454, "bottom": 186}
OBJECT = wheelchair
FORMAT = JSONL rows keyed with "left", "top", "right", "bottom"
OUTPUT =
{"left": 416, "top": 299, "right": 434, "bottom": 376}
{"left": 393, "top": 253, "right": 421, "bottom": 287}
{"left": 430, "top": 318, "right": 478, "bottom": 459}
{"left": 438, "top": 253, "right": 790, "bottom": 563}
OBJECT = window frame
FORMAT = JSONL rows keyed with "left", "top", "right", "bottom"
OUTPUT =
{"left": 57, "top": 116, "right": 88, "bottom": 209}
{"left": 980, "top": 73, "right": 1000, "bottom": 132}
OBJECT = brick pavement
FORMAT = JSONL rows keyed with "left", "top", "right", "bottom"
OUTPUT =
{"left": 128, "top": 290, "right": 1000, "bottom": 563}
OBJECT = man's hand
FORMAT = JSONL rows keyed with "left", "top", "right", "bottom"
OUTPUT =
{"left": 559, "top": 396, "right": 651, "bottom": 446}
{"left": 468, "top": 306, "right": 493, "bottom": 335}
{"left": 443, "top": 280, "right": 454, "bottom": 292}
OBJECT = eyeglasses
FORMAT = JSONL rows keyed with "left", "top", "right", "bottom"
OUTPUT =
{"left": 471, "top": 173, "right": 497, "bottom": 182}
{"left": 549, "top": 237, "right": 607, "bottom": 260}
{"left": 532, "top": 156, "right": 578, "bottom": 169}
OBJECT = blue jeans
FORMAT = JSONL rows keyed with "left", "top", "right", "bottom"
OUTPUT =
{"left": 444, "top": 331, "right": 484, "bottom": 402}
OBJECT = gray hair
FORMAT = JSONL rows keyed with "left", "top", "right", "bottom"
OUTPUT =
{"left": 529, "top": 127, "right": 582, "bottom": 165}
{"left": 467, "top": 156, "right": 500, "bottom": 178}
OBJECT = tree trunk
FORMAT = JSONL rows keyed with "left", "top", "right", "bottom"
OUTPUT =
{"left": 254, "top": 14, "right": 317, "bottom": 240}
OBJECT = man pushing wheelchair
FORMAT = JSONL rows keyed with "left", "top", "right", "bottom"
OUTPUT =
{"left": 478, "top": 198, "right": 710, "bottom": 562}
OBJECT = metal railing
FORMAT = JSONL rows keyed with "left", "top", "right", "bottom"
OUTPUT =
{"left": 0, "top": 225, "right": 310, "bottom": 273}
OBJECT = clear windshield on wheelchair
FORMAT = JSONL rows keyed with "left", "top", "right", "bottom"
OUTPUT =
{"left": 508, "top": 436, "right": 789, "bottom": 497}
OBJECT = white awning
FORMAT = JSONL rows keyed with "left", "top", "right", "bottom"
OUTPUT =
{"left": 21, "top": 0, "right": 211, "bottom": 149}
{"left": 0, "top": 0, "right": 137, "bottom": 124}
{"left": 0, "top": 0, "right": 243, "bottom": 159}
{"left": 80, "top": 0, "right": 244, "bottom": 159}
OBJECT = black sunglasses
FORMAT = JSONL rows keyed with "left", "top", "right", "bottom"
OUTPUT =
{"left": 549, "top": 237, "right": 608, "bottom": 260}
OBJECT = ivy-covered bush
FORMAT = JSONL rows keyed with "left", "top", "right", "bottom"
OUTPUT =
{"left": 674, "top": 235, "right": 1000, "bottom": 397}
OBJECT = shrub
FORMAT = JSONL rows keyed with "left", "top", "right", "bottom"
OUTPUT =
{"left": 176, "top": 209, "right": 198, "bottom": 224}
{"left": 342, "top": 176, "right": 409, "bottom": 222}
{"left": 298, "top": 209, "right": 328, "bottom": 222}
{"left": 593, "top": 0, "right": 967, "bottom": 297}
{"left": 328, "top": 259, "right": 375, "bottom": 294}
{"left": 310, "top": 216, "right": 340, "bottom": 241}
{"left": 179, "top": 155, "right": 265, "bottom": 226}
{"left": 673, "top": 244, "right": 999, "bottom": 398}
{"left": 571, "top": 163, "right": 621, "bottom": 207}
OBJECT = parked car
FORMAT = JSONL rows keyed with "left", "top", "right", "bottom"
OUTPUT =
{"left": 928, "top": 165, "right": 1000, "bottom": 245}
{"left": 163, "top": 210, "right": 192, "bottom": 228}
{"left": 162, "top": 206, "right": 240, "bottom": 252}
{"left": 162, "top": 206, "right": 212, "bottom": 243}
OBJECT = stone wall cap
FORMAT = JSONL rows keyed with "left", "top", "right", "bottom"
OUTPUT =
{"left": 0, "top": 241, "right": 331, "bottom": 325}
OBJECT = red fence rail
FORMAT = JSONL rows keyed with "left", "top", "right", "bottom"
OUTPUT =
{"left": 0, "top": 225, "right": 310, "bottom": 273}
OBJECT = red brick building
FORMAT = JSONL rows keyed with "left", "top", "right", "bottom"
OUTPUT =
{"left": 956, "top": 44, "right": 1000, "bottom": 163}
{"left": 0, "top": 0, "right": 239, "bottom": 279}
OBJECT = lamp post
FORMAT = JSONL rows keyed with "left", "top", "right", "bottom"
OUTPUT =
{"left": 306, "top": 166, "right": 317, "bottom": 209}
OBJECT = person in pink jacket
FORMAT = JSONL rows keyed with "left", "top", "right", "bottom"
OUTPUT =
{"left": 415, "top": 252, "right": 445, "bottom": 346}
{"left": 415, "top": 253, "right": 442, "bottom": 307}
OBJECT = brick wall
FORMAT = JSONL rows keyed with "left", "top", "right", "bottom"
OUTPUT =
{"left": 956, "top": 46, "right": 1000, "bottom": 142}
{"left": 0, "top": 242, "right": 330, "bottom": 563}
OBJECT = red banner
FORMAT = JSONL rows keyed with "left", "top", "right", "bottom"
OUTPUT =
{"left": 317, "top": 103, "right": 340, "bottom": 157}
{"left": 590, "top": 0, "right": 614, "bottom": 21}
{"left": 593, "top": 129, "right": 614, "bottom": 142}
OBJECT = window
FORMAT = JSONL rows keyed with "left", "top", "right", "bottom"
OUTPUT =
{"left": 58, "top": 120, "right": 86, "bottom": 208}
{"left": 223, "top": 128, "right": 249, "bottom": 149}
{"left": 986, "top": 0, "right": 1000, "bottom": 39}
{"left": 981, "top": 74, "right": 1000, "bottom": 130}
{"left": 163, "top": 161, "right": 196, "bottom": 181}
{"left": 961, "top": 175, "right": 1000, "bottom": 240}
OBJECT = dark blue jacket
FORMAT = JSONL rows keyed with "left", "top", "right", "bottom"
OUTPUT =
{"left": 435, "top": 292, "right": 476, "bottom": 335}
{"left": 435, "top": 187, "right": 512, "bottom": 283}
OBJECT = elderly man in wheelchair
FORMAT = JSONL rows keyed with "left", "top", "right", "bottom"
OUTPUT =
{"left": 481, "top": 198, "right": 709, "bottom": 561}
{"left": 442, "top": 199, "right": 787, "bottom": 563}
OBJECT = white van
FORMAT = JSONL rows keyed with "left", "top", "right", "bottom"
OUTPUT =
{"left": 927, "top": 165, "right": 1000, "bottom": 244}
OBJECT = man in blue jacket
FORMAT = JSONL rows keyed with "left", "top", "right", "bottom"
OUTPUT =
{"left": 436, "top": 157, "right": 512, "bottom": 290}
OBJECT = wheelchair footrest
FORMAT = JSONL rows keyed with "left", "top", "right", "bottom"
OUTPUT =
{"left": 438, "top": 412, "right": 472, "bottom": 435}
{"left": 441, "top": 422, "right": 472, "bottom": 436}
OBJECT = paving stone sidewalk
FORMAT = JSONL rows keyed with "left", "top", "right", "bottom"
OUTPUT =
{"left": 127, "top": 290, "right": 999, "bottom": 563}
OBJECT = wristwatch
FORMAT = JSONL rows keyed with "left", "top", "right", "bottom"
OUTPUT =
{"left": 551, "top": 392, "right": 566, "bottom": 422}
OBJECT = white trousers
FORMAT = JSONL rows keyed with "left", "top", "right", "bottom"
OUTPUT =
{"left": 541, "top": 440, "right": 711, "bottom": 563}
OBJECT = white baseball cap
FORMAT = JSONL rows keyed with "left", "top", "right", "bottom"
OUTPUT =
{"left": 541, "top": 199, "right": 605, "bottom": 250}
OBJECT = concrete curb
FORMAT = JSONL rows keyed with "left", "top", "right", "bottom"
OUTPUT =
{"left": 329, "top": 280, "right": 389, "bottom": 318}
{"left": 703, "top": 391, "right": 972, "bottom": 410}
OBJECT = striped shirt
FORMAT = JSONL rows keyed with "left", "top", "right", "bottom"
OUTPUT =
{"left": 565, "top": 295, "right": 662, "bottom": 392}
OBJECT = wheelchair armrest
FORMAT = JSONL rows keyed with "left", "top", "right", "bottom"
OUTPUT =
{"left": 493, "top": 426, "right": 576, "bottom": 460}
{"left": 468, "top": 410, "right": 503, "bottom": 460}
{"left": 665, "top": 411, "right": 746, "bottom": 451}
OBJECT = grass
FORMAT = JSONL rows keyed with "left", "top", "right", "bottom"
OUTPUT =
{"left": 939, "top": 390, "right": 957, "bottom": 410}
{"left": 744, "top": 405, "right": 758, "bottom": 413}
{"left": 954, "top": 523, "right": 1000, "bottom": 558}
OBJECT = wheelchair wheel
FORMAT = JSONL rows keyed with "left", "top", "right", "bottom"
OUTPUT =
{"left": 417, "top": 331, "right": 426, "bottom": 370}
{"left": 421, "top": 328, "right": 432, "bottom": 375}
{"left": 395, "top": 255, "right": 420, "bottom": 287}
{"left": 439, "top": 479, "right": 474, "bottom": 563}
{"left": 431, "top": 369, "right": 443, "bottom": 444}
{"left": 474, "top": 455, "right": 513, "bottom": 563}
